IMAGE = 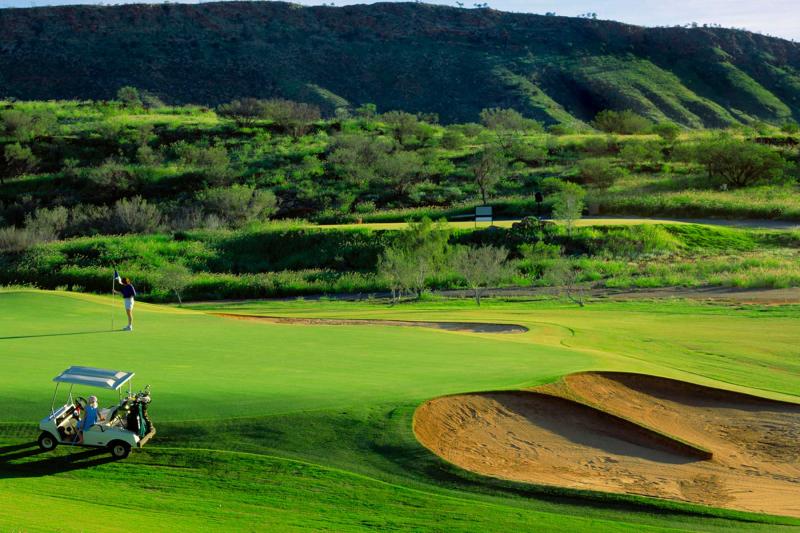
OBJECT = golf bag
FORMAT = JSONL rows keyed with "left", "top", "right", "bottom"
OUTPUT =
{"left": 125, "top": 386, "right": 152, "bottom": 437}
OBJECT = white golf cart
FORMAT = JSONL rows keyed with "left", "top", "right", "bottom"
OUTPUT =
{"left": 38, "top": 366, "right": 156, "bottom": 459}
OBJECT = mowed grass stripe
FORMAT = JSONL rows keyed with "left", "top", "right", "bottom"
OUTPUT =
{"left": 0, "top": 445, "right": 693, "bottom": 533}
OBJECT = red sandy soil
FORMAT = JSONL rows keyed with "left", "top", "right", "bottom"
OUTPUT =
{"left": 210, "top": 313, "right": 528, "bottom": 333}
{"left": 414, "top": 372, "right": 800, "bottom": 517}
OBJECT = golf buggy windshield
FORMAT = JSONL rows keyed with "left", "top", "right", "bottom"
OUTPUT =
{"left": 50, "top": 366, "right": 135, "bottom": 415}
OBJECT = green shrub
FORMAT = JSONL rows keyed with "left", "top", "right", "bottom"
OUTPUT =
{"left": 2, "top": 143, "right": 38, "bottom": 184}
{"left": 439, "top": 128, "right": 467, "bottom": 150}
{"left": 196, "top": 185, "right": 277, "bottom": 228}
{"left": 780, "top": 120, "right": 799, "bottom": 134}
{"left": 652, "top": 121, "right": 681, "bottom": 141}
{"left": 577, "top": 158, "right": 627, "bottom": 189}
{"left": 695, "top": 137, "right": 790, "bottom": 187}
{"left": 592, "top": 110, "right": 652, "bottom": 134}
{"left": 112, "top": 196, "right": 162, "bottom": 234}
{"left": 619, "top": 141, "right": 662, "bottom": 169}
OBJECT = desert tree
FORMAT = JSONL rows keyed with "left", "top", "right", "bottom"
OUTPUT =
{"left": 652, "top": 121, "right": 681, "bottom": 142}
{"left": 451, "top": 245, "right": 509, "bottom": 306}
{"left": 551, "top": 181, "right": 586, "bottom": 234}
{"left": 543, "top": 253, "right": 586, "bottom": 307}
{"left": 0, "top": 109, "right": 56, "bottom": 141}
{"left": 379, "top": 217, "right": 450, "bottom": 300}
{"left": 112, "top": 196, "right": 163, "bottom": 234}
{"left": 116, "top": 86, "right": 143, "bottom": 108}
{"left": 262, "top": 99, "right": 321, "bottom": 138}
{"left": 378, "top": 246, "right": 417, "bottom": 303}
{"left": 470, "top": 145, "right": 508, "bottom": 204}
{"left": 479, "top": 107, "right": 543, "bottom": 152}
{"left": 695, "top": 137, "right": 788, "bottom": 187}
{"left": 592, "top": 110, "right": 652, "bottom": 134}
{"left": 327, "top": 134, "right": 394, "bottom": 186}
{"left": 156, "top": 263, "right": 192, "bottom": 305}
{"left": 1, "top": 143, "right": 38, "bottom": 185}
{"left": 217, "top": 98, "right": 267, "bottom": 127}
{"left": 375, "top": 150, "right": 425, "bottom": 197}
{"left": 196, "top": 185, "right": 277, "bottom": 228}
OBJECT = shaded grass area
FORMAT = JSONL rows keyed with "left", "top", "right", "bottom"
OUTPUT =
{"left": 5, "top": 443, "right": 679, "bottom": 533}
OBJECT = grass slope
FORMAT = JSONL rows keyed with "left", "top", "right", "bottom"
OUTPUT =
{"left": 1, "top": 291, "right": 799, "bottom": 531}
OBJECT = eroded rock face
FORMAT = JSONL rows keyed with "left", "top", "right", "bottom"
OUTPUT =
{"left": 414, "top": 372, "right": 800, "bottom": 517}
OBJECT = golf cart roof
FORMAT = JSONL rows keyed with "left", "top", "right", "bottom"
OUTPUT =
{"left": 53, "top": 366, "right": 134, "bottom": 391}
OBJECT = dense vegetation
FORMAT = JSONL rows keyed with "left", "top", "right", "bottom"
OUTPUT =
{"left": 2, "top": 2, "right": 800, "bottom": 125}
{"left": 1, "top": 96, "right": 799, "bottom": 301}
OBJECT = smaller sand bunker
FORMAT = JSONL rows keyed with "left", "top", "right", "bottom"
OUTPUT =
{"left": 211, "top": 313, "right": 528, "bottom": 334}
{"left": 414, "top": 372, "right": 800, "bottom": 517}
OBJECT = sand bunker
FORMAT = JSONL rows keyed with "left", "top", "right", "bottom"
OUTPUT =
{"left": 211, "top": 313, "right": 528, "bottom": 334}
{"left": 414, "top": 372, "right": 800, "bottom": 517}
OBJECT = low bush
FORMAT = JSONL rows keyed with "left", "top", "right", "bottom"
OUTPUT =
{"left": 577, "top": 158, "right": 628, "bottom": 189}
{"left": 592, "top": 110, "right": 652, "bottom": 135}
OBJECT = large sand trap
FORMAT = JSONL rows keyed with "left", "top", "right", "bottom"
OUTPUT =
{"left": 211, "top": 313, "right": 528, "bottom": 333}
{"left": 414, "top": 372, "right": 800, "bottom": 517}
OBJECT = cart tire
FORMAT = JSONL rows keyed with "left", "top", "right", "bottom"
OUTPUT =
{"left": 108, "top": 441, "right": 131, "bottom": 459}
{"left": 37, "top": 432, "right": 58, "bottom": 451}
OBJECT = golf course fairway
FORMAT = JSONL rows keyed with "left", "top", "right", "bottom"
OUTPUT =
{"left": 1, "top": 290, "right": 799, "bottom": 531}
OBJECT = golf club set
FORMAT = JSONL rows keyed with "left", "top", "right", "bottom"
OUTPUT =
{"left": 60, "top": 385, "right": 153, "bottom": 442}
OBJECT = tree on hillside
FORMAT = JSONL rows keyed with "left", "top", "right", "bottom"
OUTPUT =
{"left": 652, "top": 121, "right": 681, "bottom": 141}
{"left": 375, "top": 150, "right": 425, "bottom": 197}
{"left": 378, "top": 246, "right": 418, "bottom": 304}
{"left": 695, "top": 137, "right": 788, "bottom": 187}
{"left": 356, "top": 103, "right": 378, "bottom": 121}
{"left": 196, "top": 185, "right": 277, "bottom": 228}
{"left": 217, "top": 98, "right": 267, "bottom": 127}
{"left": 327, "top": 134, "right": 394, "bottom": 186}
{"left": 551, "top": 181, "right": 586, "bottom": 234}
{"left": 155, "top": 263, "right": 192, "bottom": 305}
{"left": 0, "top": 109, "right": 57, "bottom": 141}
{"left": 470, "top": 145, "right": 508, "bottom": 204}
{"left": 592, "top": 110, "right": 652, "bottom": 134}
{"left": 112, "top": 196, "right": 162, "bottom": 234}
{"left": 479, "top": 107, "right": 543, "bottom": 151}
{"left": 172, "top": 141, "right": 232, "bottom": 186}
{"left": 543, "top": 253, "right": 587, "bottom": 307}
{"left": 451, "top": 245, "right": 509, "bottom": 306}
{"left": 379, "top": 217, "right": 450, "bottom": 300}
{"left": 1, "top": 143, "right": 38, "bottom": 185}
{"left": 381, "top": 111, "right": 436, "bottom": 147}
{"left": 262, "top": 99, "right": 321, "bottom": 138}
{"left": 116, "top": 86, "right": 143, "bottom": 108}
{"left": 577, "top": 157, "right": 627, "bottom": 188}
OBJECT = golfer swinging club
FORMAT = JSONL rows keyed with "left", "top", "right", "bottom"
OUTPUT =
{"left": 114, "top": 270, "right": 136, "bottom": 331}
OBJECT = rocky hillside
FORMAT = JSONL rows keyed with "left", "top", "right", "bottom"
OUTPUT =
{"left": 1, "top": 1, "right": 799, "bottom": 125}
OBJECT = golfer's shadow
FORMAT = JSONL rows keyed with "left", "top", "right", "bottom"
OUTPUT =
{"left": 0, "top": 441, "right": 117, "bottom": 479}
{"left": 0, "top": 330, "right": 117, "bottom": 341}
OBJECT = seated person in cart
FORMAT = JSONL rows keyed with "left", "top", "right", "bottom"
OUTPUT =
{"left": 77, "top": 395, "right": 105, "bottom": 443}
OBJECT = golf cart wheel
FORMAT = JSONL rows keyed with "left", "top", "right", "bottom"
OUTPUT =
{"left": 108, "top": 441, "right": 131, "bottom": 459}
{"left": 37, "top": 432, "right": 58, "bottom": 451}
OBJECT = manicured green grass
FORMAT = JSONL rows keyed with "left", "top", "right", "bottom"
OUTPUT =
{"left": 1, "top": 291, "right": 799, "bottom": 531}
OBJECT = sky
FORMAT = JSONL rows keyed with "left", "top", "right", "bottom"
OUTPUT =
{"left": 0, "top": 0, "right": 797, "bottom": 41}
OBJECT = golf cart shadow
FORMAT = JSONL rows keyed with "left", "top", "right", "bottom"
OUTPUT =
{"left": 0, "top": 441, "right": 117, "bottom": 479}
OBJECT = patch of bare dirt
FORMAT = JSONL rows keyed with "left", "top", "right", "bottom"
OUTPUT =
{"left": 414, "top": 372, "right": 800, "bottom": 517}
{"left": 210, "top": 313, "right": 528, "bottom": 334}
